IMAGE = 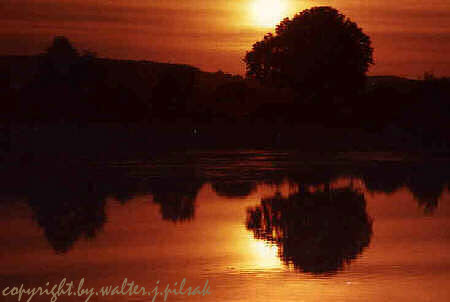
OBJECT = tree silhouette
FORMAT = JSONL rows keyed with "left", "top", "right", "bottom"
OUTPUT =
{"left": 42, "top": 36, "right": 79, "bottom": 77}
{"left": 244, "top": 6, "right": 374, "bottom": 101}
{"left": 45, "top": 36, "right": 78, "bottom": 57}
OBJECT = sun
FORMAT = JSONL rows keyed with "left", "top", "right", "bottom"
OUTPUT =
{"left": 250, "top": 0, "right": 289, "bottom": 28}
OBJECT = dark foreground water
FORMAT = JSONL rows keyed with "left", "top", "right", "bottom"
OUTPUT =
{"left": 0, "top": 151, "right": 449, "bottom": 302}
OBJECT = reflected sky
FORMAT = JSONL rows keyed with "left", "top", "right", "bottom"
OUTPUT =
{"left": 0, "top": 151, "right": 449, "bottom": 301}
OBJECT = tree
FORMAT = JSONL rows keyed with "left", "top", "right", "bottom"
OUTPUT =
{"left": 244, "top": 6, "right": 374, "bottom": 100}
{"left": 39, "top": 36, "right": 81, "bottom": 82}
{"left": 45, "top": 36, "right": 79, "bottom": 59}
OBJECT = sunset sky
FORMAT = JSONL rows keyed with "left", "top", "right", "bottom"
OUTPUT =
{"left": 1, "top": 0, "right": 450, "bottom": 77}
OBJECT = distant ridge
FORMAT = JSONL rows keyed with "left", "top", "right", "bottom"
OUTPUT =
{"left": 1, "top": 54, "right": 416, "bottom": 84}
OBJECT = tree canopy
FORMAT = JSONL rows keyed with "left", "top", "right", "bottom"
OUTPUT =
{"left": 244, "top": 6, "right": 374, "bottom": 100}
{"left": 45, "top": 36, "right": 79, "bottom": 59}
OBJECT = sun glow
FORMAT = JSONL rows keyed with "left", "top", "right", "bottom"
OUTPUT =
{"left": 246, "top": 235, "right": 283, "bottom": 269}
{"left": 250, "top": 0, "right": 289, "bottom": 28}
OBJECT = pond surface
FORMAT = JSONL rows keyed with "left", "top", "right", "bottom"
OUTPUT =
{"left": 0, "top": 151, "right": 449, "bottom": 302}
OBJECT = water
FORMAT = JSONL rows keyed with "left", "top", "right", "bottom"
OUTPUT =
{"left": 0, "top": 151, "right": 449, "bottom": 301}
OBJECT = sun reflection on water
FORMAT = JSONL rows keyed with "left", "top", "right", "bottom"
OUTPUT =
{"left": 246, "top": 234, "right": 283, "bottom": 270}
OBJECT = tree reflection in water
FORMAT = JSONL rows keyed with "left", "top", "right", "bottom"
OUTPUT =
{"left": 246, "top": 187, "right": 373, "bottom": 274}
{"left": 150, "top": 178, "right": 204, "bottom": 222}
{"left": 29, "top": 193, "right": 106, "bottom": 254}
{"left": 211, "top": 181, "right": 257, "bottom": 199}
{"left": 0, "top": 152, "right": 448, "bottom": 255}
{"left": 25, "top": 169, "right": 108, "bottom": 254}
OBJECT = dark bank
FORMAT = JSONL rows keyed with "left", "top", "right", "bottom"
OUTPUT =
{"left": 0, "top": 23, "right": 449, "bottom": 156}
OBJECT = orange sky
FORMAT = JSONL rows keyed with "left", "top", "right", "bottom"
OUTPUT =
{"left": 1, "top": 0, "right": 450, "bottom": 77}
